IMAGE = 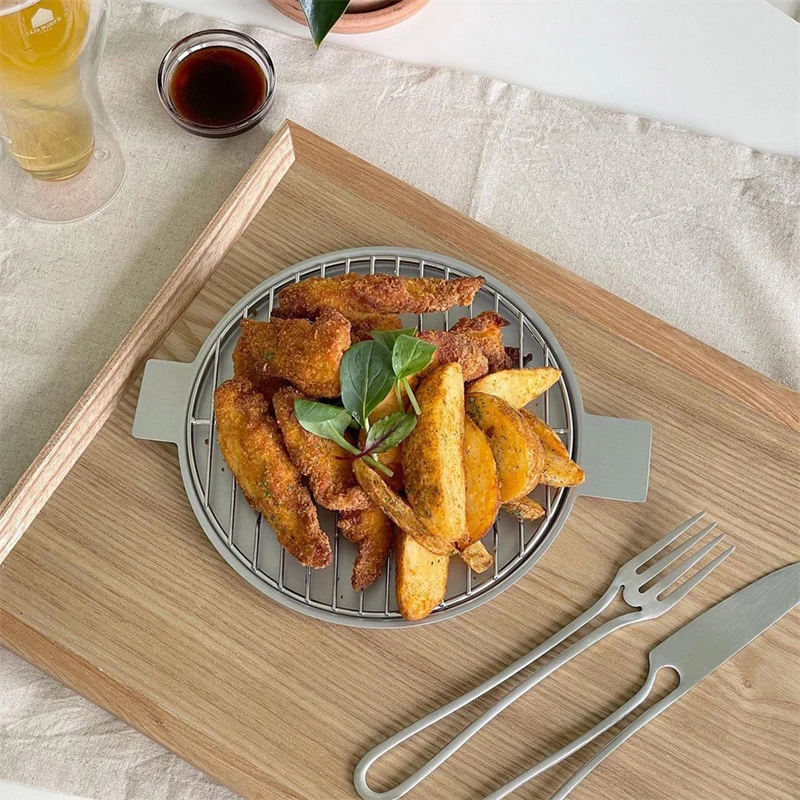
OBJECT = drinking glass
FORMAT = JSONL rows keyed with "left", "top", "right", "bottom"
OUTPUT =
{"left": 0, "top": 0, "right": 125, "bottom": 222}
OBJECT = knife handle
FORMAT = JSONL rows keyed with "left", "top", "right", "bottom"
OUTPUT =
{"left": 481, "top": 664, "right": 664, "bottom": 800}
{"left": 548, "top": 684, "right": 685, "bottom": 800}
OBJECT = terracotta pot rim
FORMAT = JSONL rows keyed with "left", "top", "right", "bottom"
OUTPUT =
{"left": 268, "top": 0, "right": 431, "bottom": 35}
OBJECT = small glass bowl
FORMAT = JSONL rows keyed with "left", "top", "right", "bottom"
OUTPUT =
{"left": 157, "top": 29, "right": 276, "bottom": 138}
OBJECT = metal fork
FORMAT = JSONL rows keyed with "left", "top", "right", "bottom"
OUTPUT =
{"left": 354, "top": 512, "right": 734, "bottom": 800}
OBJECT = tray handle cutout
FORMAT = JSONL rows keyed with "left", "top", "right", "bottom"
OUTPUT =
{"left": 574, "top": 414, "right": 652, "bottom": 503}
{"left": 132, "top": 359, "right": 196, "bottom": 445}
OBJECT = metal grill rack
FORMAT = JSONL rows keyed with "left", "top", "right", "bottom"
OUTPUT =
{"left": 177, "top": 248, "right": 580, "bottom": 627}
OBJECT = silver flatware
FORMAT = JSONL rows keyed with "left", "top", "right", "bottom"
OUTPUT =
{"left": 491, "top": 559, "right": 799, "bottom": 800}
{"left": 354, "top": 512, "right": 733, "bottom": 800}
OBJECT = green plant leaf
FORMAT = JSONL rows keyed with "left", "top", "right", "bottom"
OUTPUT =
{"left": 339, "top": 340, "right": 395, "bottom": 428}
{"left": 298, "top": 0, "right": 350, "bottom": 48}
{"left": 390, "top": 334, "right": 437, "bottom": 414}
{"left": 362, "top": 411, "right": 417, "bottom": 456}
{"left": 370, "top": 327, "right": 417, "bottom": 351}
{"left": 392, "top": 334, "right": 437, "bottom": 383}
{"left": 293, "top": 398, "right": 360, "bottom": 454}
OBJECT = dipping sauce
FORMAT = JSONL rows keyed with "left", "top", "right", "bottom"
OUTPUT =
{"left": 169, "top": 46, "right": 267, "bottom": 128}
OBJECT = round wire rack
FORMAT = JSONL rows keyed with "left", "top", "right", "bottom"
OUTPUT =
{"left": 182, "top": 248, "right": 582, "bottom": 627}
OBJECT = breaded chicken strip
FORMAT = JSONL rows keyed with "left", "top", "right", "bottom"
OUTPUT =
{"left": 272, "top": 386, "right": 369, "bottom": 512}
{"left": 450, "top": 312, "right": 512, "bottom": 372}
{"left": 417, "top": 331, "right": 489, "bottom": 382}
{"left": 232, "top": 331, "right": 285, "bottom": 403}
{"left": 348, "top": 312, "right": 403, "bottom": 343}
{"left": 214, "top": 379, "right": 331, "bottom": 568}
{"left": 338, "top": 506, "right": 395, "bottom": 590}
{"left": 275, "top": 273, "right": 484, "bottom": 318}
{"left": 235, "top": 310, "right": 350, "bottom": 398}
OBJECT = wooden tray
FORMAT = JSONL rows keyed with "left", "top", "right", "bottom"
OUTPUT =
{"left": 1, "top": 121, "right": 798, "bottom": 800}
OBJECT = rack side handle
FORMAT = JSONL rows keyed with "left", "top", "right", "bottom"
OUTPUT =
{"left": 132, "top": 359, "right": 196, "bottom": 445}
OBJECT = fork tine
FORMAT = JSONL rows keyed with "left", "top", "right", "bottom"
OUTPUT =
{"left": 637, "top": 523, "right": 717, "bottom": 585}
{"left": 660, "top": 545, "right": 735, "bottom": 608}
{"left": 630, "top": 512, "right": 706, "bottom": 570}
{"left": 647, "top": 533, "right": 726, "bottom": 598}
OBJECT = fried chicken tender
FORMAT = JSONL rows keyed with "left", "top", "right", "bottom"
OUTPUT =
{"left": 348, "top": 312, "right": 403, "bottom": 343}
{"left": 338, "top": 506, "right": 395, "bottom": 590}
{"left": 272, "top": 386, "right": 369, "bottom": 512}
{"left": 214, "top": 379, "right": 331, "bottom": 569}
{"left": 417, "top": 331, "right": 489, "bottom": 382}
{"left": 235, "top": 310, "right": 350, "bottom": 398}
{"left": 450, "top": 312, "right": 512, "bottom": 372}
{"left": 275, "top": 273, "right": 484, "bottom": 318}
{"left": 232, "top": 331, "right": 285, "bottom": 403}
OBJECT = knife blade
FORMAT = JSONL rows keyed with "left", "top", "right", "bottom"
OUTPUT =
{"left": 546, "top": 562, "right": 800, "bottom": 800}
{"left": 651, "top": 560, "right": 800, "bottom": 686}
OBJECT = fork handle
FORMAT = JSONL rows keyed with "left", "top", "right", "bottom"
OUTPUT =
{"left": 354, "top": 591, "right": 633, "bottom": 800}
{"left": 549, "top": 685, "right": 685, "bottom": 800}
{"left": 483, "top": 666, "right": 662, "bottom": 800}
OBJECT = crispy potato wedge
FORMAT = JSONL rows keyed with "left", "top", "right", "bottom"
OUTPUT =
{"left": 395, "top": 531, "right": 450, "bottom": 620}
{"left": 468, "top": 368, "right": 561, "bottom": 409}
{"left": 462, "top": 414, "right": 500, "bottom": 545}
{"left": 360, "top": 379, "right": 419, "bottom": 492}
{"left": 466, "top": 393, "right": 544, "bottom": 502}
{"left": 502, "top": 497, "right": 546, "bottom": 520}
{"left": 353, "top": 459, "right": 454, "bottom": 556}
{"left": 402, "top": 363, "right": 467, "bottom": 544}
{"left": 338, "top": 506, "right": 394, "bottom": 590}
{"left": 458, "top": 540, "right": 493, "bottom": 574}
{"left": 520, "top": 409, "right": 585, "bottom": 487}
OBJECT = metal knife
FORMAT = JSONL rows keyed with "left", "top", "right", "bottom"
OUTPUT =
{"left": 486, "top": 561, "right": 800, "bottom": 800}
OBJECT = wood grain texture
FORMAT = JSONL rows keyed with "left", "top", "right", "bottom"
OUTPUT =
{"left": 1, "top": 121, "right": 798, "bottom": 800}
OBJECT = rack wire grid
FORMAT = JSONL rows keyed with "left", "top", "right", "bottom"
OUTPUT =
{"left": 185, "top": 250, "right": 578, "bottom": 627}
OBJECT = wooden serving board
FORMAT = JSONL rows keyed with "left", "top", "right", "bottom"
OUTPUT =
{"left": 1, "top": 122, "right": 798, "bottom": 800}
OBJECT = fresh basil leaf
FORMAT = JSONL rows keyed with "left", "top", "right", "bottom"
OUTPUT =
{"left": 363, "top": 411, "right": 417, "bottom": 455}
{"left": 293, "top": 398, "right": 359, "bottom": 454}
{"left": 392, "top": 334, "right": 437, "bottom": 383}
{"left": 297, "top": 0, "right": 350, "bottom": 48}
{"left": 370, "top": 327, "right": 417, "bottom": 351}
{"left": 340, "top": 340, "right": 395, "bottom": 428}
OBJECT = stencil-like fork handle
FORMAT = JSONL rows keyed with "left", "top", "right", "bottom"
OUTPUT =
{"left": 483, "top": 666, "right": 663, "bottom": 799}
{"left": 549, "top": 686, "right": 684, "bottom": 800}
{"left": 353, "top": 587, "right": 629, "bottom": 800}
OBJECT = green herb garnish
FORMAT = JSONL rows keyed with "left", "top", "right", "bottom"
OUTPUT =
{"left": 339, "top": 340, "right": 395, "bottom": 430}
{"left": 293, "top": 330, "right": 436, "bottom": 477}
{"left": 390, "top": 334, "right": 437, "bottom": 415}
{"left": 293, "top": 399, "right": 360, "bottom": 456}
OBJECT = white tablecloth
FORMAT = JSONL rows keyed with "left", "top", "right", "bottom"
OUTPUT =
{"left": 1, "top": 1, "right": 798, "bottom": 798}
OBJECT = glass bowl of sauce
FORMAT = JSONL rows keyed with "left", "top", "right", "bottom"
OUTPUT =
{"left": 157, "top": 30, "right": 275, "bottom": 138}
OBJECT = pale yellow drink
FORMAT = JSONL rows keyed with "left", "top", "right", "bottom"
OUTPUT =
{"left": 0, "top": 0, "right": 93, "bottom": 180}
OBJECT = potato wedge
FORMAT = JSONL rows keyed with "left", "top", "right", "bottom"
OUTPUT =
{"left": 360, "top": 380, "right": 417, "bottom": 493}
{"left": 458, "top": 540, "right": 493, "bottom": 574}
{"left": 468, "top": 368, "right": 561, "bottom": 408}
{"left": 462, "top": 414, "right": 500, "bottom": 545}
{"left": 520, "top": 409, "right": 585, "bottom": 487}
{"left": 502, "top": 497, "right": 546, "bottom": 520}
{"left": 402, "top": 363, "right": 467, "bottom": 544}
{"left": 396, "top": 531, "right": 450, "bottom": 620}
{"left": 466, "top": 393, "right": 543, "bottom": 502}
{"left": 353, "top": 459, "right": 454, "bottom": 556}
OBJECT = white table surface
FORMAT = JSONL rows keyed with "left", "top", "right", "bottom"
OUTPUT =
{"left": 158, "top": 0, "right": 799, "bottom": 157}
{"left": 3, "top": 2, "right": 798, "bottom": 799}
